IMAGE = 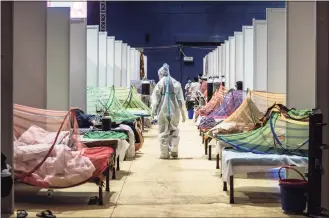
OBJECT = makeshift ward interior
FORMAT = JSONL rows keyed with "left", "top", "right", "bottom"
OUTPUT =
{"left": 3, "top": 1, "right": 329, "bottom": 218}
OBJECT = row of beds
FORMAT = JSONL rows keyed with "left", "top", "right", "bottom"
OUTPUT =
{"left": 194, "top": 94, "right": 308, "bottom": 204}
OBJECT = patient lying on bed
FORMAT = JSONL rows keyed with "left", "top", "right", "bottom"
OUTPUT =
{"left": 14, "top": 125, "right": 96, "bottom": 188}
{"left": 72, "top": 108, "right": 97, "bottom": 128}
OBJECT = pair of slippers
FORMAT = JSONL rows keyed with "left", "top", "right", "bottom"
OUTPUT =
{"left": 17, "top": 210, "right": 56, "bottom": 218}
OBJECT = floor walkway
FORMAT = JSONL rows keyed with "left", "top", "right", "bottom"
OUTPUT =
{"left": 14, "top": 120, "right": 295, "bottom": 217}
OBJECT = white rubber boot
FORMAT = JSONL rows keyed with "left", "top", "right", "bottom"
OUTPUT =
{"left": 160, "top": 144, "right": 170, "bottom": 159}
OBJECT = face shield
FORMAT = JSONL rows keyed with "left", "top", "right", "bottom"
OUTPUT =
{"left": 158, "top": 63, "right": 170, "bottom": 80}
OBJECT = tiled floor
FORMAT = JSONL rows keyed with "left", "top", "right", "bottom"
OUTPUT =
{"left": 13, "top": 120, "right": 300, "bottom": 217}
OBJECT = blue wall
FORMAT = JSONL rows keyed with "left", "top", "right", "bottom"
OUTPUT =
{"left": 88, "top": 1, "right": 285, "bottom": 83}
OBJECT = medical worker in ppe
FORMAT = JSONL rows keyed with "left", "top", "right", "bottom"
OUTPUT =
{"left": 151, "top": 63, "right": 187, "bottom": 159}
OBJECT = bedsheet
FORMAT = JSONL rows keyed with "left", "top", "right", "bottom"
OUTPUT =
{"left": 221, "top": 148, "right": 308, "bottom": 182}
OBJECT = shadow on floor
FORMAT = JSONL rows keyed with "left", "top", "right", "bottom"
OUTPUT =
{"left": 115, "top": 170, "right": 133, "bottom": 180}
{"left": 15, "top": 190, "right": 116, "bottom": 209}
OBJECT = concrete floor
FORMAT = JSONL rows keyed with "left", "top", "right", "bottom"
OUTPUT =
{"left": 13, "top": 120, "right": 301, "bottom": 217}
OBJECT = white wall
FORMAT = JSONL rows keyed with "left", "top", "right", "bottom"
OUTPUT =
{"left": 70, "top": 18, "right": 87, "bottom": 111}
{"left": 86, "top": 25, "right": 99, "bottom": 87}
{"left": 114, "top": 40, "right": 122, "bottom": 86}
{"left": 46, "top": 7, "right": 70, "bottom": 111}
{"left": 106, "top": 36, "right": 115, "bottom": 86}
{"left": 253, "top": 19, "right": 267, "bottom": 91}
{"left": 235, "top": 32, "right": 244, "bottom": 83}
{"left": 221, "top": 43, "right": 226, "bottom": 78}
{"left": 243, "top": 26, "right": 254, "bottom": 90}
{"left": 225, "top": 40, "right": 230, "bottom": 88}
{"left": 13, "top": 1, "right": 47, "bottom": 108}
{"left": 267, "top": 8, "right": 287, "bottom": 94}
{"left": 98, "top": 31, "right": 107, "bottom": 87}
{"left": 229, "top": 36, "right": 236, "bottom": 89}
{"left": 121, "top": 43, "right": 127, "bottom": 87}
{"left": 286, "top": 2, "right": 316, "bottom": 109}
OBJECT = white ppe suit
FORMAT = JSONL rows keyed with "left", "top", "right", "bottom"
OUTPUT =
{"left": 151, "top": 64, "right": 186, "bottom": 159}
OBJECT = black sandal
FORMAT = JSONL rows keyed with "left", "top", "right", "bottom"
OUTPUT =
{"left": 88, "top": 196, "right": 100, "bottom": 205}
{"left": 36, "top": 210, "right": 56, "bottom": 218}
{"left": 17, "top": 210, "right": 28, "bottom": 218}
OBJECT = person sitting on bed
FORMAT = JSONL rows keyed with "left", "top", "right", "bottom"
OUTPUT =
{"left": 72, "top": 108, "right": 97, "bottom": 128}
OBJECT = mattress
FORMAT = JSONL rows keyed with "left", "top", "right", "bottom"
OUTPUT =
{"left": 221, "top": 148, "right": 308, "bottom": 182}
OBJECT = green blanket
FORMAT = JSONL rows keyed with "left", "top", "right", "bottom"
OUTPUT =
{"left": 83, "top": 131, "right": 128, "bottom": 140}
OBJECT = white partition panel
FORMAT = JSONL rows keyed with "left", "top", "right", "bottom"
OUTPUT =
{"left": 267, "top": 8, "right": 287, "bottom": 94}
{"left": 106, "top": 36, "right": 115, "bottom": 86}
{"left": 13, "top": 1, "right": 47, "bottom": 109}
{"left": 235, "top": 32, "right": 244, "bottom": 83}
{"left": 144, "top": 55, "right": 148, "bottom": 78}
{"left": 225, "top": 40, "right": 230, "bottom": 88}
{"left": 217, "top": 46, "right": 222, "bottom": 77}
{"left": 130, "top": 48, "right": 136, "bottom": 81}
{"left": 47, "top": 7, "right": 70, "bottom": 111}
{"left": 253, "top": 19, "right": 267, "bottom": 91}
{"left": 127, "top": 45, "right": 131, "bottom": 87}
{"left": 136, "top": 51, "right": 141, "bottom": 80}
{"left": 87, "top": 25, "right": 99, "bottom": 87}
{"left": 114, "top": 40, "right": 122, "bottom": 87}
{"left": 229, "top": 37, "right": 236, "bottom": 89}
{"left": 121, "top": 43, "right": 128, "bottom": 87}
{"left": 70, "top": 18, "right": 87, "bottom": 110}
{"left": 214, "top": 47, "right": 219, "bottom": 76}
{"left": 209, "top": 51, "right": 213, "bottom": 77}
{"left": 213, "top": 50, "right": 216, "bottom": 76}
{"left": 243, "top": 26, "right": 254, "bottom": 90}
{"left": 221, "top": 43, "right": 226, "bottom": 77}
{"left": 98, "top": 31, "right": 107, "bottom": 87}
{"left": 203, "top": 57, "right": 206, "bottom": 75}
{"left": 286, "top": 2, "right": 316, "bottom": 109}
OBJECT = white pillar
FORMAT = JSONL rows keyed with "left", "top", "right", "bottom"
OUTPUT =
{"left": 121, "top": 43, "right": 127, "bottom": 87}
{"left": 87, "top": 25, "right": 99, "bottom": 88}
{"left": 253, "top": 19, "right": 267, "bottom": 91}
{"left": 13, "top": 1, "right": 47, "bottom": 108}
{"left": 70, "top": 18, "right": 87, "bottom": 111}
{"left": 229, "top": 36, "right": 236, "bottom": 89}
{"left": 98, "top": 31, "right": 107, "bottom": 87}
{"left": 267, "top": 8, "right": 287, "bottom": 94}
{"left": 114, "top": 40, "right": 122, "bottom": 87}
{"left": 225, "top": 40, "right": 230, "bottom": 88}
{"left": 243, "top": 26, "right": 254, "bottom": 90}
{"left": 106, "top": 36, "right": 115, "bottom": 86}
{"left": 234, "top": 31, "right": 244, "bottom": 83}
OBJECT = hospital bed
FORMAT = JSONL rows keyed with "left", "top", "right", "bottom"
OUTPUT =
{"left": 220, "top": 147, "right": 308, "bottom": 204}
